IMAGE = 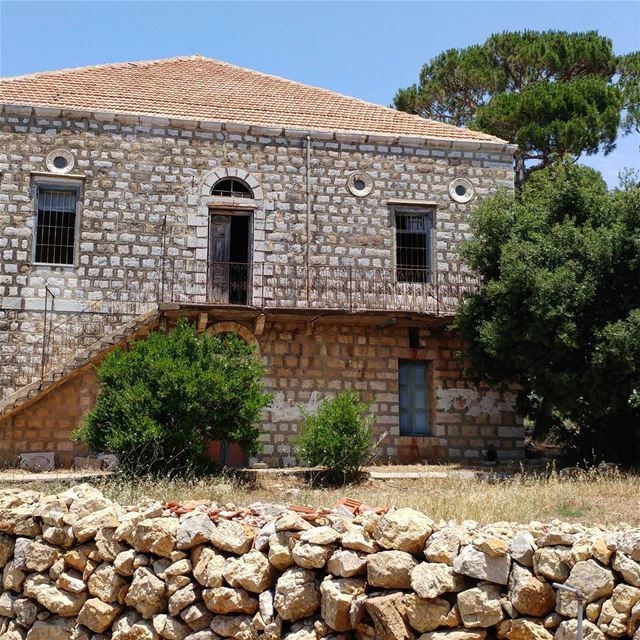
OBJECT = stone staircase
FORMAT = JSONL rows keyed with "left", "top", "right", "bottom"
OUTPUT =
{"left": 0, "top": 307, "right": 160, "bottom": 422}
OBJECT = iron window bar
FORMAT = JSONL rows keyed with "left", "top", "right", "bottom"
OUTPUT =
{"left": 34, "top": 186, "right": 78, "bottom": 265}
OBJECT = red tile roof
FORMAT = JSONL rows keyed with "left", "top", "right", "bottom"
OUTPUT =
{"left": 0, "top": 56, "right": 506, "bottom": 145}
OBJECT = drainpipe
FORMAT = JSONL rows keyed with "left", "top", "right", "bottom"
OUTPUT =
{"left": 306, "top": 135, "right": 312, "bottom": 304}
{"left": 553, "top": 583, "right": 584, "bottom": 640}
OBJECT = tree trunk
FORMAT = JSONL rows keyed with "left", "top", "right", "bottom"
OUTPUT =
{"left": 514, "top": 153, "right": 527, "bottom": 191}
{"left": 532, "top": 396, "right": 555, "bottom": 442}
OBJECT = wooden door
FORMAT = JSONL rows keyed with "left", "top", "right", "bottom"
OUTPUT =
{"left": 210, "top": 215, "right": 231, "bottom": 303}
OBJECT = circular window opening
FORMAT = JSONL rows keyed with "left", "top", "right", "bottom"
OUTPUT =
{"left": 53, "top": 156, "right": 68, "bottom": 170}
{"left": 354, "top": 179, "right": 366, "bottom": 191}
{"left": 449, "top": 178, "right": 474, "bottom": 203}
{"left": 347, "top": 172, "right": 373, "bottom": 197}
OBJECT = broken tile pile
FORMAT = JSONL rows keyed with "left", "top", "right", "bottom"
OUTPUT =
{"left": 0, "top": 484, "right": 639, "bottom": 639}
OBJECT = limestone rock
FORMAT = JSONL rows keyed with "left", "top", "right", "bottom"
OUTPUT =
{"left": 497, "top": 618, "right": 554, "bottom": 640}
{"left": 23, "top": 617, "right": 80, "bottom": 640}
{"left": 268, "top": 532, "right": 295, "bottom": 571}
{"left": 31, "top": 581, "right": 88, "bottom": 617}
{"left": 320, "top": 576, "right": 365, "bottom": 632}
{"left": 373, "top": 508, "right": 434, "bottom": 554}
{"left": 556, "top": 559, "right": 615, "bottom": 616}
{"left": 209, "top": 613, "right": 255, "bottom": 638}
{"left": 508, "top": 532, "right": 536, "bottom": 568}
{"left": 619, "top": 531, "right": 640, "bottom": 562}
{"left": 202, "top": 587, "right": 258, "bottom": 614}
{"left": 223, "top": 550, "right": 275, "bottom": 592}
{"left": 403, "top": 594, "right": 453, "bottom": 633}
{"left": 125, "top": 567, "right": 166, "bottom": 619}
{"left": 453, "top": 545, "right": 510, "bottom": 585}
{"left": 274, "top": 512, "right": 312, "bottom": 532}
{"left": 56, "top": 569, "right": 87, "bottom": 594}
{"left": 364, "top": 592, "right": 412, "bottom": 640}
{"left": 133, "top": 518, "right": 178, "bottom": 559}
{"left": 273, "top": 567, "right": 320, "bottom": 622}
{"left": 411, "top": 562, "right": 466, "bottom": 599}
{"left": 87, "top": 562, "right": 128, "bottom": 603}
{"left": 168, "top": 583, "right": 198, "bottom": 616}
{"left": 425, "top": 527, "right": 470, "bottom": 566}
{"left": 21, "top": 540, "right": 61, "bottom": 572}
{"left": 78, "top": 598, "right": 121, "bottom": 633}
{"left": 73, "top": 507, "right": 121, "bottom": 543}
{"left": 612, "top": 552, "right": 640, "bottom": 587}
{"left": 291, "top": 540, "right": 333, "bottom": 569}
{"left": 508, "top": 563, "right": 556, "bottom": 617}
{"left": 368, "top": 551, "right": 418, "bottom": 589}
{"left": 3, "top": 560, "right": 26, "bottom": 593}
{"left": 327, "top": 549, "right": 367, "bottom": 577}
{"left": 554, "top": 619, "right": 605, "bottom": 640}
{"left": 0, "top": 532, "right": 15, "bottom": 568}
{"left": 179, "top": 602, "right": 212, "bottom": 632}
{"left": 457, "top": 584, "right": 504, "bottom": 628}
{"left": 191, "top": 547, "right": 225, "bottom": 588}
{"left": 299, "top": 525, "right": 340, "bottom": 545}
{"left": 176, "top": 514, "right": 215, "bottom": 550}
{"left": 341, "top": 525, "right": 378, "bottom": 554}
{"left": 209, "top": 520, "right": 255, "bottom": 555}
{"left": 112, "top": 610, "right": 160, "bottom": 639}
{"left": 533, "top": 548, "right": 570, "bottom": 582}
{"left": 418, "top": 630, "right": 487, "bottom": 640}
{"left": 152, "top": 614, "right": 190, "bottom": 640}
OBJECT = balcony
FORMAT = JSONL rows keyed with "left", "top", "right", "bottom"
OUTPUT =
{"left": 160, "top": 260, "right": 480, "bottom": 317}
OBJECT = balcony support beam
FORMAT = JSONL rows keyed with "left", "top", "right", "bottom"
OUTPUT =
{"left": 254, "top": 313, "right": 266, "bottom": 336}
{"left": 197, "top": 312, "right": 209, "bottom": 333}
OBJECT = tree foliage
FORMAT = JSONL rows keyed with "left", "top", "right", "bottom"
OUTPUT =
{"left": 618, "top": 51, "right": 640, "bottom": 135}
{"left": 296, "top": 391, "right": 374, "bottom": 483}
{"left": 394, "top": 31, "right": 625, "bottom": 187}
{"left": 454, "top": 163, "right": 640, "bottom": 464}
{"left": 75, "top": 319, "right": 272, "bottom": 476}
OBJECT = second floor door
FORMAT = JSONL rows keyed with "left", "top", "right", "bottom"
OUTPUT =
{"left": 209, "top": 212, "right": 251, "bottom": 304}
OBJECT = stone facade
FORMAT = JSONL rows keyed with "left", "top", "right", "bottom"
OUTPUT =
{"left": 0, "top": 104, "right": 523, "bottom": 465}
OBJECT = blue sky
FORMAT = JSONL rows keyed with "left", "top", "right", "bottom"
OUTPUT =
{"left": 1, "top": 1, "right": 638, "bottom": 186}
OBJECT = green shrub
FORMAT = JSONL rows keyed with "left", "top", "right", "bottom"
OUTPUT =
{"left": 296, "top": 391, "right": 374, "bottom": 483}
{"left": 75, "top": 319, "right": 272, "bottom": 476}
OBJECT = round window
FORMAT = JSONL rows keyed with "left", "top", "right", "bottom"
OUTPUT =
{"left": 46, "top": 149, "right": 75, "bottom": 174}
{"left": 449, "top": 178, "right": 474, "bottom": 203}
{"left": 347, "top": 172, "right": 373, "bottom": 197}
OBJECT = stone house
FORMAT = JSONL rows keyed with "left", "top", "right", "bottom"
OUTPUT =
{"left": 0, "top": 56, "right": 523, "bottom": 467}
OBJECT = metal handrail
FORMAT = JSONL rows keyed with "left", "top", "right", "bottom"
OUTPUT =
{"left": 161, "top": 257, "right": 481, "bottom": 315}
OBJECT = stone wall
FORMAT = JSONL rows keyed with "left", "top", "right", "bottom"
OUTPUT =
{"left": 0, "top": 484, "right": 639, "bottom": 640}
{"left": 0, "top": 105, "right": 513, "bottom": 391}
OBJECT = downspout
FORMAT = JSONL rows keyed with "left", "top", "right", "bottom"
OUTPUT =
{"left": 306, "top": 135, "right": 311, "bottom": 304}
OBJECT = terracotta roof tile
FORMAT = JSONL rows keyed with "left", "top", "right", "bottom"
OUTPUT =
{"left": 0, "top": 55, "right": 507, "bottom": 145}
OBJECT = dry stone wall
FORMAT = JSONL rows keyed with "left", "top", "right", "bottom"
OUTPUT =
{"left": 0, "top": 484, "right": 639, "bottom": 640}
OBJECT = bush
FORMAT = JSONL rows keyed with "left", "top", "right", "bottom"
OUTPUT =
{"left": 296, "top": 391, "right": 374, "bottom": 483}
{"left": 75, "top": 319, "right": 272, "bottom": 476}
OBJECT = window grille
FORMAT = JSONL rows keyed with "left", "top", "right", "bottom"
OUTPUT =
{"left": 395, "top": 209, "right": 434, "bottom": 282}
{"left": 35, "top": 187, "right": 78, "bottom": 265}
{"left": 211, "top": 178, "right": 253, "bottom": 198}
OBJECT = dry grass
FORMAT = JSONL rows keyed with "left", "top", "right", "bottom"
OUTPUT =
{"left": 2, "top": 467, "right": 639, "bottom": 527}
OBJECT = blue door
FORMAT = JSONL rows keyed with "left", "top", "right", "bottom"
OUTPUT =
{"left": 399, "top": 360, "right": 429, "bottom": 436}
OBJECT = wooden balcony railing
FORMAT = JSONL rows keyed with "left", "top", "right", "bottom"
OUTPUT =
{"left": 162, "top": 260, "right": 480, "bottom": 316}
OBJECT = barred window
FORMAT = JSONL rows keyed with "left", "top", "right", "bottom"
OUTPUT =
{"left": 395, "top": 208, "right": 434, "bottom": 282}
{"left": 35, "top": 187, "right": 78, "bottom": 265}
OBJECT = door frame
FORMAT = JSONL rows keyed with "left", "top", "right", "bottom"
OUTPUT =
{"left": 208, "top": 207, "right": 254, "bottom": 304}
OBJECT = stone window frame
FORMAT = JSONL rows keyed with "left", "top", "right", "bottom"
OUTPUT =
{"left": 30, "top": 174, "right": 84, "bottom": 269}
